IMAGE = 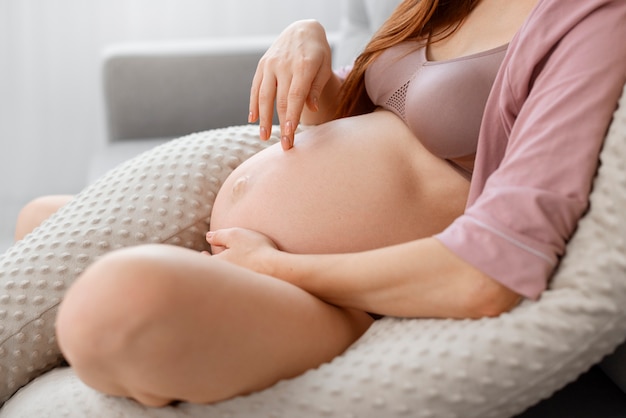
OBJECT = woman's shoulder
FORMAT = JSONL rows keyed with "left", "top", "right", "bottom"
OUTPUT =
{"left": 519, "top": 0, "right": 626, "bottom": 44}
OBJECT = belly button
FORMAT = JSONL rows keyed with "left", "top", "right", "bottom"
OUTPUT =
{"left": 231, "top": 175, "right": 250, "bottom": 201}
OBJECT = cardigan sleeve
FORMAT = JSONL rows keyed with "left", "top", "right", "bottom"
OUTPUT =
{"left": 436, "top": 0, "right": 626, "bottom": 299}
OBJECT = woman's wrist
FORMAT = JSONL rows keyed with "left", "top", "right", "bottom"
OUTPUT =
{"left": 269, "top": 250, "right": 343, "bottom": 302}
{"left": 269, "top": 250, "right": 302, "bottom": 286}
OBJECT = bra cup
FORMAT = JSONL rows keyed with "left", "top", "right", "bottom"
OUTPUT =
{"left": 366, "top": 42, "right": 507, "bottom": 160}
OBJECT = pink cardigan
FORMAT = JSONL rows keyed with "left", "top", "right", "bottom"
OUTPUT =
{"left": 436, "top": 0, "right": 626, "bottom": 299}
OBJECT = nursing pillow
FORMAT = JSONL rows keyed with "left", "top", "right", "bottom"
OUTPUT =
{"left": 1, "top": 83, "right": 626, "bottom": 417}
{"left": 0, "top": 126, "right": 275, "bottom": 404}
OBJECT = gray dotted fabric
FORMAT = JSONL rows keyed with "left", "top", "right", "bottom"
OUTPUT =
{"left": 0, "top": 125, "right": 275, "bottom": 406}
{"left": 2, "top": 82, "right": 626, "bottom": 417}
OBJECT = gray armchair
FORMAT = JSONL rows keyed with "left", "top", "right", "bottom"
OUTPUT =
{"left": 90, "top": 36, "right": 277, "bottom": 180}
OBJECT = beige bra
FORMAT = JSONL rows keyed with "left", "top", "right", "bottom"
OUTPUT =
{"left": 365, "top": 41, "right": 508, "bottom": 175}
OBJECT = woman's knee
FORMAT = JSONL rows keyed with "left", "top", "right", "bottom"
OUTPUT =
{"left": 55, "top": 245, "right": 182, "bottom": 376}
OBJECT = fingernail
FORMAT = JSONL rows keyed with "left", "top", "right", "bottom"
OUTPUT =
{"left": 281, "top": 136, "right": 291, "bottom": 150}
{"left": 260, "top": 126, "right": 268, "bottom": 141}
{"left": 206, "top": 231, "right": 214, "bottom": 239}
{"left": 312, "top": 97, "right": 319, "bottom": 112}
{"left": 285, "top": 120, "right": 293, "bottom": 136}
{"left": 248, "top": 111, "right": 254, "bottom": 123}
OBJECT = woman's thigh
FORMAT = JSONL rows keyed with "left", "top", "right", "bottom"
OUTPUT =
{"left": 56, "top": 244, "right": 373, "bottom": 406}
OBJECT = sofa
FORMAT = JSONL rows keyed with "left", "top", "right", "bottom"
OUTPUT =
{"left": 1, "top": 0, "right": 626, "bottom": 416}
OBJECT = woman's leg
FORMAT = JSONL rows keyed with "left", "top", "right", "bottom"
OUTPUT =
{"left": 0, "top": 126, "right": 276, "bottom": 404}
{"left": 14, "top": 195, "right": 74, "bottom": 241}
{"left": 56, "top": 244, "right": 373, "bottom": 407}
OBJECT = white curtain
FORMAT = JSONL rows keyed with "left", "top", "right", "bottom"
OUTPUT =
{"left": 0, "top": 0, "right": 340, "bottom": 245}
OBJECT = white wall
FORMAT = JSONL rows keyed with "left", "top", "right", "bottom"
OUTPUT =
{"left": 0, "top": 0, "right": 340, "bottom": 247}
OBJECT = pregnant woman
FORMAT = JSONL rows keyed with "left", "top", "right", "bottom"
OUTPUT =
{"left": 10, "top": 0, "right": 626, "bottom": 408}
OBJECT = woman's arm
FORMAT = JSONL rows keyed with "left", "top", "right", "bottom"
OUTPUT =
{"left": 438, "top": 0, "right": 626, "bottom": 300}
{"left": 208, "top": 229, "right": 521, "bottom": 319}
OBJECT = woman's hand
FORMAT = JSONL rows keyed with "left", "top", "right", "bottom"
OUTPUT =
{"left": 206, "top": 228, "right": 280, "bottom": 277}
{"left": 249, "top": 19, "right": 333, "bottom": 151}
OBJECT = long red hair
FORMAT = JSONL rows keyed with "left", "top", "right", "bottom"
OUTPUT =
{"left": 335, "top": 0, "right": 480, "bottom": 118}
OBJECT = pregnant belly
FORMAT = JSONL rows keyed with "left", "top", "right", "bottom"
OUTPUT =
{"left": 210, "top": 110, "right": 470, "bottom": 254}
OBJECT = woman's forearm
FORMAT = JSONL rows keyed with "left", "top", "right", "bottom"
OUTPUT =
{"left": 207, "top": 229, "right": 521, "bottom": 318}
{"left": 272, "top": 237, "right": 521, "bottom": 318}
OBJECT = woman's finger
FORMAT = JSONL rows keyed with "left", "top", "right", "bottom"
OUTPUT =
{"left": 305, "top": 55, "right": 332, "bottom": 112}
{"left": 283, "top": 54, "right": 332, "bottom": 148}
{"left": 276, "top": 71, "right": 296, "bottom": 150}
{"left": 206, "top": 230, "right": 228, "bottom": 248}
{"left": 248, "top": 61, "right": 264, "bottom": 124}
{"left": 257, "top": 63, "right": 279, "bottom": 141}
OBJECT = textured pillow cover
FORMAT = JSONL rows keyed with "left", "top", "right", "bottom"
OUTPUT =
{"left": 0, "top": 126, "right": 275, "bottom": 402}
{"left": 1, "top": 83, "right": 626, "bottom": 417}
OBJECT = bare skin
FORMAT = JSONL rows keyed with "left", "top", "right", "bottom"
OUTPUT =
{"left": 56, "top": 245, "right": 373, "bottom": 406}
{"left": 14, "top": 195, "right": 73, "bottom": 241}
{"left": 211, "top": 110, "right": 470, "bottom": 255}
{"left": 252, "top": 0, "right": 539, "bottom": 147}
{"left": 49, "top": 0, "right": 538, "bottom": 407}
